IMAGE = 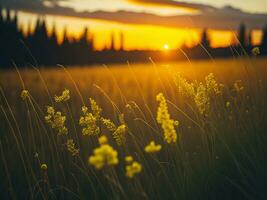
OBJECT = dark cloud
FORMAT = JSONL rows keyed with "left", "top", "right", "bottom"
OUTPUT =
{"left": 0, "top": 0, "right": 267, "bottom": 30}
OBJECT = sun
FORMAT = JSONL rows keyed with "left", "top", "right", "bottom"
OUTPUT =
{"left": 163, "top": 44, "right": 169, "bottom": 50}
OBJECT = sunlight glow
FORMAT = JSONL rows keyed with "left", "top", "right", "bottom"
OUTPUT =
{"left": 163, "top": 44, "right": 169, "bottom": 50}
{"left": 17, "top": 12, "right": 262, "bottom": 51}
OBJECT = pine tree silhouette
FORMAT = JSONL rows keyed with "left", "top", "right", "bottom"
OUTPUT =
{"left": 238, "top": 23, "right": 246, "bottom": 47}
{"left": 261, "top": 25, "right": 267, "bottom": 54}
{"left": 200, "top": 28, "right": 210, "bottom": 49}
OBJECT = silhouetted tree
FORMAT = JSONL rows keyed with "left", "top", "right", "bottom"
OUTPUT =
{"left": 238, "top": 23, "right": 246, "bottom": 47}
{"left": 200, "top": 28, "right": 210, "bottom": 48}
{"left": 120, "top": 32, "right": 124, "bottom": 51}
{"left": 1, "top": 6, "right": 267, "bottom": 68}
{"left": 248, "top": 30, "right": 253, "bottom": 47}
{"left": 110, "top": 32, "right": 115, "bottom": 51}
{"left": 261, "top": 24, "right": 267, "bottom": 54}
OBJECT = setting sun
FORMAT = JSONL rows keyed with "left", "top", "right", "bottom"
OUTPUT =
{"left": 163, "top": 44, "right": 169, "bottom": 50}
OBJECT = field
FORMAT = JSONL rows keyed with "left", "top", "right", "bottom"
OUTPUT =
{"left": 0, "top": 58, "right": 267, "bottom": 199}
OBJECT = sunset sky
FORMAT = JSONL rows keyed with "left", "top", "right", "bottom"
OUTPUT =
{"left": 1, "top": 0, "right": 267, "bottom": 50}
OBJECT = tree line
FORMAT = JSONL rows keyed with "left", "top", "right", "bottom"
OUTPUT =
{"left": 1, "top": 7, "right": 267, "bottom": 68}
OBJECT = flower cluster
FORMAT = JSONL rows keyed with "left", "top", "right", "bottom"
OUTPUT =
{"left": 145, "top": 141, "right": 162, "bottom": 153}
{"left": 45, "top": 106, "right": 68, "bottom": 135}
{"left": 54, "top": 89, "right": 70, "bottom": 102}
{"left": 174, "top": 73, "right": 195, "bottom": 97}
{"left": 194, "top": 83, "right": 210, "bottom": 115}
{"left": 175, "top": 73, "right": 224, "bottom": 115}
{"left": 234, "top": 80, "right": 244, "bottom": 92}
{"left": 21, "top": 90, "right": 30, "bottom": 100}
{"left": 89, "top": 98, "right": 102, "bottom": 120}
{"left": 156, "top": 93, "right": 178, "bottom": 144}
{"left": 113, "top": 124, "right": 127, "bottom": 146}
{"left": 205, "top": 73, "right": 222, "bottom": 95}
{"left": 41, "top": 163, "right": 48, "bottom": 170}
{"left": 252, "top": 47, "right": 260, "bottom": 56}
{"left": 125, "top": 156, "right": 142, "bottom": 178}
{"left": 88, "top": 136, "right": 119, "bottom": 169}
{"left": 66, "top": 139, "right": 79, "bottom": 156}
{"left": 79, "top": 105, "right": 100, "bottom": 136}
{"left": 101, "top": 115, "right": 127, "bottom": 146}
{"left": 101, "top": 118, "right": 117, "bottom": 132}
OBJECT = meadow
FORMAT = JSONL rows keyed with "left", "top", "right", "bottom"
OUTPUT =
{"left": 0, "top": 58, "right": 267, "bottom": 199}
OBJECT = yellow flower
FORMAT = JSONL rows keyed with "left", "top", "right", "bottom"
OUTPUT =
{"left": 226, "top": 101, "right": 231, "bottom": 108}
{"left": 98, "top": 135, "right": 108, "bottom": 145}
{"left": 79, "top": 112, "right": 100, "bottom": 136}
{"left": 21, "top": 90, "right": 30, "bottom": 100}
{"left": 113, "top": 124, "right": 127, "bottom": 146}
{"left": 194, "top": 83, "right": 210, "bottom": 115}
{"left": 45, "top": 106, "right": 68, "bottom": 135}
{"left": 174, "top": 73, "right": 195, "bottom": 97}
{"left": 252, "top": 47, "right": 260, "bottom": 56}
{"left": 54, "top": 89, "right": 70, "bottom": 102}
{"left": 101, "top": 118, "right": 117, "bottom": 132}
{"left": 234, "top": 80, "right": 244, "bottom": 92}
{"left": 82, "top": 106, "right": 88, "bottom": 114}
{"left": 66, "top": 139, "right": 79, "bottom": 156}
{"left": 126, "top": 161, "right": 142, "bottom": 178}
{"left": 88, "top": 138, "right": 119, "bottom": 170}
{"left": 156, "top": 93, "right": 178, "bottom": 144}
{"left": 205, "top": 73, "right": 222, "bottom": 95}
{"left": 125, "top": 156, "right": 133, "bottom": 163}
{"left": 41, "top": 163, "right": 48, "bottom": 170}
{"left": 79, "top": 99, "right": 102, "bottom": 136}
{"left": 145, "top": 141, "right": 162, "bottom": 153}
{"left": 47, "top": 106, "right": 55, "bottom": 115}
{"left": 89, "top": 98, "right": 102, "bottom": 120}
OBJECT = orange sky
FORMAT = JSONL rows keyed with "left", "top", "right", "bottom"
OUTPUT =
{"left": 18, "top": 11, "right": 262, "bottom": 51}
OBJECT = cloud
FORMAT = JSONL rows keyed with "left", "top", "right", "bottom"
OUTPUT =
{"left": 0, "top": 0, "right": 267, "bottom": 30}
{"left": 128, "top": 0, "right": 216, "bottom": 12}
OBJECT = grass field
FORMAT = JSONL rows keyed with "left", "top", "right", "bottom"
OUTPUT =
{"left": 0, "top": 58, "right": 267, "bottom": 199}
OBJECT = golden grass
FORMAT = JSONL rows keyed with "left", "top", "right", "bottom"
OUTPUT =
{"left": 0, "top": 58, "right": 267, "bottom": 199}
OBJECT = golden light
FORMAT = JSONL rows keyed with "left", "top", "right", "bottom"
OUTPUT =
{"left": 163, "top": 44, "right": 169, "bottom": 50}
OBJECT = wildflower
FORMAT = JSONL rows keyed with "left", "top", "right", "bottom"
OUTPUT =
{"left": 125, "top": 156, "right": 133, "bottom": 163}
{"left": 101, "top": 118, "right": 117, "bottom": 132}
{"left": 21, "top": 90, "right": 30, "bottom": 100}
{"left": 88, "top": 137, "right": 118, "bottom": 170}
{"left": 45, "top": 106, "right": 68, "bottom": 135}
{"left": 233, "top": 80, "right": 244, "bottom": 92}
{"left": 113, "top": 124, "right": 127, "bottom": 146}
{"left": 66, "top": 139, "right": 79, "bottom": 156}
{"left": 174, "top": 73, "right": 195, "bottom": 97}
{"left": 226, "top": 101, "right": 230, "bottom": 108}
{"left": 205, "top": 73, "right": 222, "bottom": 95}
{"left": 145, "top": 141, "right": 162, "bottom": 153}
{"left": 156, "top": 93, "right": 178, "bottom": 143}
{"left": 194, "top": 83, "right": 210, "bottom": 115}
{"left": 82, "top": 106, "right": 88, "bottom": 114}
{"left": 252, "top": 47, "right": 260, "bottom": 56}
{"left": 79, "top": 99, "right": 102, "bottom": 136}
{"left": 47, "top": 106, "right": 55, "bottom": 115}
{"left": 79, "top": 107, "right": 100, "bottom": 136}
{"left": 126, "top": 161, "right": 142, "bottom": 178}
{"left": 89, "top": 98, "right": 102, "bottom": 120}
{"left": 98, "top": 135, "right": 108, "bottom": 145}
{"left": 54, "top": 89, "right": 70, "bottom": 102}
{"left": 41, "top": 164, "right": 48, "bottom": 170}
